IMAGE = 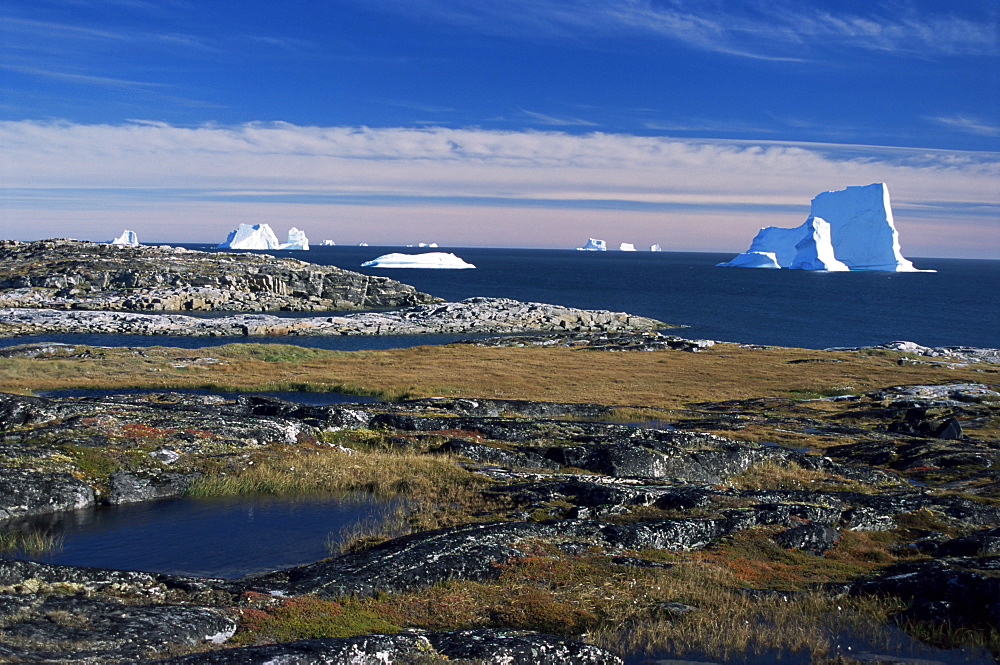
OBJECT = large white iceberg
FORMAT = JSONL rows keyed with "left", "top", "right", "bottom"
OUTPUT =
{"left": 217, "top": 223, "right": 310, "bottom": 250}
{"left": 110, "top": 230, "right": 139, "bottom": 246}
{"left": 577, "top": 238, "right": 607, "bottom": 251}
{"left": 718, "top": 183, "right": 925, "bottom": 271}
{"left": 619, "top": 242, "right": 636, "bottom": 252}
{"left": 361, "top": 252, "right": 476, "bottom": 269}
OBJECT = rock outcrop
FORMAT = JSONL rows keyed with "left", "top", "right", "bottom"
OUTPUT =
{"left": 0, "top": 298, "right": 666, "bottom": 337}
{"left": 0, "top": 386, "right": 995, "bottom": 662}
{"left": 0, "top": 239, "right": 437, "bottom": 311}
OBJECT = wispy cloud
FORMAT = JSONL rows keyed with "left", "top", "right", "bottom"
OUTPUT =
{"left": 643, "top": 118, "right": 779, "bottom": 135}
{"left": 521, "top": 109, "right": 598, "bottom": 126}
{"left": 928, "top": 114, "right": 1000, "bottom": 138}
{"left": 0, "top": 64, "right": 167, "bottom": 88}
{"left": 1, "top": 120, "right": 995, "bottom": 255}
{"left": 2, "top": 119, "right": 995, "bottom": 203}
{"left": 357, "top": 0, "right": 999, "bottom": 60}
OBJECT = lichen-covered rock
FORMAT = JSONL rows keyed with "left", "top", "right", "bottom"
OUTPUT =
{"left": 853, "top": 556, "right": 1000, "bottom": 629}
{"left": 107, "top": 470, "right": 200, "bottom": 505}
{"left": 933, "top": 527, "right": 1000, "bottom": 557}
{"left": 0, "top": 298, "right": 665, "bottom": 337}
{"left": 0, "top": 238, "right": 438, "bottom": 312}
{"left": 437, "top": 439, "right": 561, "bottom": 470}
{"left": 425, "top": 629, "right": 623, "bottom": 664}
{"left": 0, "top": 470, "right": 94, "bottom": 521}
{"left": 147, "top": 629, "right": 624, "bottom": 664}
{"left": 772, "top": 522, "right": 841, "bottom": 553}
{"left": 0, "top": 593, "right": 235, "bottom": 662}
{"left": 0, "top": 389, "right": 996, "bottom": 662}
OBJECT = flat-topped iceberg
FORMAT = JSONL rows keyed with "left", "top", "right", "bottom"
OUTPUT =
{"left": 361, "top": 252, "right": 476, "bottom": 269}
{"left": 110, "top": 230, "right": 139, "bottom": 246}
{"left": 619, "top": 242, "right": 636, "bottom": 252}
{"left": 217, "top": 223, "right": 310, "bottom": 250}
{"left": 718, "top": 183, "right": 928, "bottom": 272}
{"left": 577, "top": 238, "right": 607, "bottom": 251}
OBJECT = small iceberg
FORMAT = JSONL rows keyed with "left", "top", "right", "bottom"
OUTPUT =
{"left": 282, "top": 227, "right": 310, "bottom": 251}
{"left": 619, "top": 242, "right": 636, "bottom": 252}
{"left": 217, "top": 223, "right": 310, "bottom": 250}
{"left": 361, "top": 252, "right": 475, "bottom": 269}
{"left": 218, "top": 223, "right": 281, "bottom": 250}
{"left": 577, "top": 238, "right": 607, "bottom": 251}
{"left": 110, "top": 230, "right": 139, "bottom": 246}
{"left": 650, "top": 244, "right": 662, "bottom": 252}
{"left": 320, "top": 239, "right": 336, "bottom": 246}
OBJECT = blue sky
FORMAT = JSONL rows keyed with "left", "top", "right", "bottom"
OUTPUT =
{"left": 1, "top": 0, "right": 998, "bottom": 257}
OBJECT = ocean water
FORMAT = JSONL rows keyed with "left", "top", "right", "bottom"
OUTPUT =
{"left": 200, "top": 245, "right": 1000, "bottom": 349}
{"left": 3, "top": 245, "right": 998, "bottom": 350}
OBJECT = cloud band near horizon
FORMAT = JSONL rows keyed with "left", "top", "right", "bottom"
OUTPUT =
{"left": 1, "top": 120, "right": 997, "bottom": 258}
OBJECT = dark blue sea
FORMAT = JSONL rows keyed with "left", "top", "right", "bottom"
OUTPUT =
{"left": 3, "top": 245, "right": 997, "bottom": 350}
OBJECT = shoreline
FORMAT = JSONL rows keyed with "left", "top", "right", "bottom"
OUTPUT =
{"left": 0, "top": 298, "right": 667, "bottom": 338}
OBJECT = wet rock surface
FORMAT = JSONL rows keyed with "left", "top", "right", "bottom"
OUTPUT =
{"left": 0, "top": 386, "right": 995, "bottom": 661}
{"left": 0, "top": 238, "right": 437, "bottom": 312}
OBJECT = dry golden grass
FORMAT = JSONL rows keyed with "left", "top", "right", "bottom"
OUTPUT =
{"left": 1, "top": 342, "right": 995, "bottom": 409}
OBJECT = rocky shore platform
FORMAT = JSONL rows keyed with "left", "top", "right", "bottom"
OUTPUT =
{"left": 0, "top": 298, "right": 665, "bottom": 337}
{"left": 0, "top": 376, "right": 997, "bottom": 662}
{"left": 0, "top": 239, "right": 438, "bottom": 312}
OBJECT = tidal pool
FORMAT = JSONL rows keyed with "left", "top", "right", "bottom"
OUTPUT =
{"left": 12, "top": 494, "right": 394, "bottom": 578}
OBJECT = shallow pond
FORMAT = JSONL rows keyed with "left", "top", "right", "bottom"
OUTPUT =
{"left": 11, "top": 494, "right": 394, "bottom": 578}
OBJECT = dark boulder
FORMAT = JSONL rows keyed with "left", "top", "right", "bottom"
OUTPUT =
{"left": 147, "top": 629, "right": 624, "bottom": 664}
{"left": 0, "top": 470, "right": 95, "bottom": 522}
{"left": 933, "top": 527, "right": 1000, "bottom": 557}
{"left": 772, "top": 523, "right": 841, "bottom": 553}
{"left": 853, "top": 556, "right": 1000, "bottom": 629}
{"left": 106, "top": 470, "right": 199, "bottom": 505}
{"left": 426, "top": 628, "right": 623, "bottom": 664}
{"left": 437, "top": 439, "right": 560, "bottom": 470}
{"left": 0, "top": 593, "right": 234, "bottom": 662}
{"left": 146, "top": 633, "right": 436, "bottom": 664}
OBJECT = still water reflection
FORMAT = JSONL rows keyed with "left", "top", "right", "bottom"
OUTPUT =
{"left": 13, "top": 494, "right": 392, "bottom": 578}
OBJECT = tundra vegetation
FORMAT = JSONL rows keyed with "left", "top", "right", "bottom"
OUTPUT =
{"left": 0, "top": 339, "right": 997, "bottom": 662}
